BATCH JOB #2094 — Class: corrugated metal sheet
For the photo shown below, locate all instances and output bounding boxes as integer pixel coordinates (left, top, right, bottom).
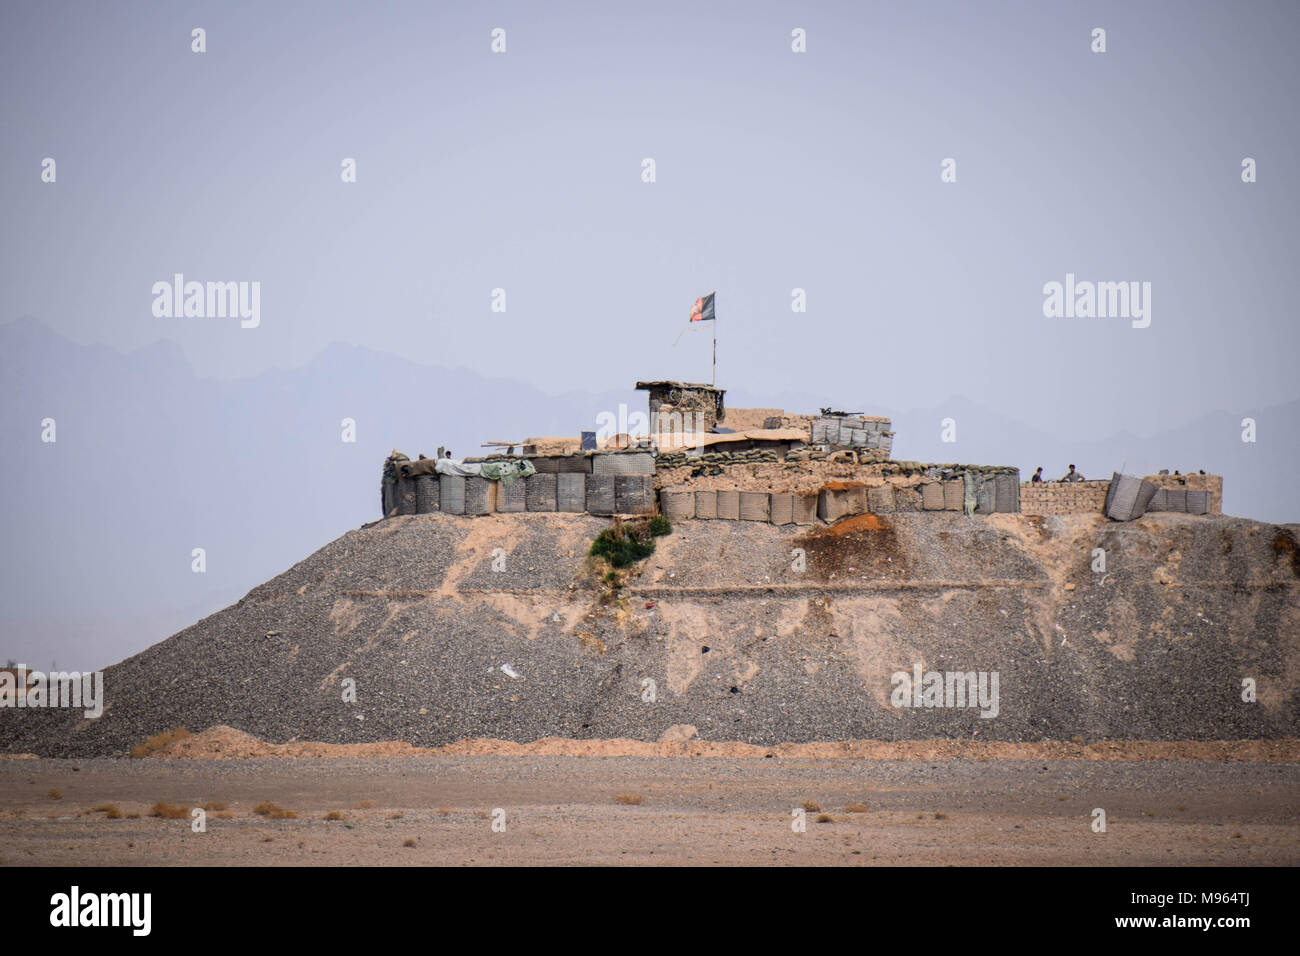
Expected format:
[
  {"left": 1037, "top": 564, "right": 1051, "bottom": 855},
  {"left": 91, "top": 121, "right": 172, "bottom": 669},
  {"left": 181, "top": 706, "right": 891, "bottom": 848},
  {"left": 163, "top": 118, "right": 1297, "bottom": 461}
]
[
  {"left": 976, "top": 477, "right": 997, "bottom": 515},
  {"left": 585, "top": 475, "right": 615, "bottom": 515},
  {"left": 1186, "top": 490, "right": 1210, "bottom": 515},
  {"left": 694, "top": 490, "right": 717, "bottom": 519},
  {"left": 793, "top": 492, "right": 818, "bottom": 525},
  {"left": 769, "top": 493, "right": 794, "bottom": 525},
  {"left": 1162, "top": 488, "right": 1187, "bottom": 513},
  {"left": 868, "top": 485, "right": 894, "bottom": 514},
  {"left": 438, "top": 475, "right": 465, "bottom": 515},
  {"left": 1147, "top": 489, "right": 1168, "bottom": 511},
  {"left": 556, "top": 473, "right": 586, "bottom": 512},
  {"left": 526, "top": 473, "right": 557, "bottom": 512}
]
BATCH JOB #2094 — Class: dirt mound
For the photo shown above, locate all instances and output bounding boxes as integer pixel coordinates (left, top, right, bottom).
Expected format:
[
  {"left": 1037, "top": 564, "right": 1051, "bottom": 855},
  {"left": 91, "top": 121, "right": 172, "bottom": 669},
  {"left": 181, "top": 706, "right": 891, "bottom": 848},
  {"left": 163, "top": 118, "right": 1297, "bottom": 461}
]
[
  {"left": 148, "top": 725, "right": 435, "bottom": 759},
  {"left": 149, "top": 726, "right": 1300, "bottom": 762}
]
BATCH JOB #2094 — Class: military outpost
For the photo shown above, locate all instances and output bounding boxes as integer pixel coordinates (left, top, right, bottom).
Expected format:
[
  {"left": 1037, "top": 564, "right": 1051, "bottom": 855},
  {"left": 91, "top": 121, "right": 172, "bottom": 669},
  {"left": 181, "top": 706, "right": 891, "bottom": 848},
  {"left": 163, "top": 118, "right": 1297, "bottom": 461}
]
[{"left": 380, "top": 380, "right": 1223, "bottom": 526}]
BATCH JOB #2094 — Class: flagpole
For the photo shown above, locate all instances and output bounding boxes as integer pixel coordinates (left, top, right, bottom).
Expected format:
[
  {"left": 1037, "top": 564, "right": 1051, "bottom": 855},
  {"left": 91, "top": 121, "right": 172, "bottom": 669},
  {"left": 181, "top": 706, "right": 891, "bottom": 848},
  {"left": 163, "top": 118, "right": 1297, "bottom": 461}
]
[{"left": 712, "top": 321, "right": 716, "bottom": 386}]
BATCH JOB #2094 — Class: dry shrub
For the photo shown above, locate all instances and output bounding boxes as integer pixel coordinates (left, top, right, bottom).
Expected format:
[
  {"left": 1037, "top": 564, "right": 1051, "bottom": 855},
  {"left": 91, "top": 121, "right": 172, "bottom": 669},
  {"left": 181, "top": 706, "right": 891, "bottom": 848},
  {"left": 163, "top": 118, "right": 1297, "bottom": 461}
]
[
  {"left": 323, "top": 810, "right": 344, "bottom": 821},
  {"left": 130, "top": 727, "right": 192, "bottom": 759},
  {"left": 473, "top": 810, "right": 489, "bottom": 820},
  {"left": 47, "top": 789, "right": 62, "bottom": 800},
  {"left": 125, "top": 813, "right": 140, "bottom": 820},
  {"left": 815, "top": 813, "right": 833, "bottom": 824},
  {"left": 844, "top": 803, "right": 871, "bottom": 813},
  {"left": 202, "top": 802, "right": 226, "bottom": 811},
  {"left": 387, "top": 812, "right": 404, "bottom": 820},
  {"left": 436, "top": 807, "right": 451, "bottom": 816},
  {"left": 92, "top": 803, "right": 121, "bottom": 819},
  {"left": 213, "top": 811, "right": 233, "bottom": 820},
  {"left": 934, "top": 812, "right": 947, "bottom": 820},
  {"left": 149, "top": 802, "right": 187, "bottom": 820},
  {"left": 801, "top": 800, "right": 821, "bottom": 812},
  {"left": 354, "top": 801, "right": 375, "bottom": 809},
  {"left": 615, "top": 794, "right": 643, "bottom": 805},
  {"left": 402, "top": 838, "right": 417, "bottom": 848},
  {"left": 253, "top": 802, "right": 297, "bottom": 819}
]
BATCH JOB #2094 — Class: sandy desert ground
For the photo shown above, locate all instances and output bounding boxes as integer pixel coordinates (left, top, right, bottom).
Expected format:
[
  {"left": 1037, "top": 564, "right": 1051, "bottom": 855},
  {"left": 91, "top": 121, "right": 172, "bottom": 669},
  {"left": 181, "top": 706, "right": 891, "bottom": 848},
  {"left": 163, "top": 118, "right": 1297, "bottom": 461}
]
[{"left": 2, "top": 749, "right": 1297, "bottom": 866}]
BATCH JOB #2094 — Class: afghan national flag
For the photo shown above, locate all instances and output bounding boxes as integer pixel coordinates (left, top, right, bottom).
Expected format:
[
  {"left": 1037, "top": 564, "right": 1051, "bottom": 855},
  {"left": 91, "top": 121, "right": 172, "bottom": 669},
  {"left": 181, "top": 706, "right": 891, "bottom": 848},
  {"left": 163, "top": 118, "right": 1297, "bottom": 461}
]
[{"left": 689, "top": 292, "right": 716, "bottom": 322}]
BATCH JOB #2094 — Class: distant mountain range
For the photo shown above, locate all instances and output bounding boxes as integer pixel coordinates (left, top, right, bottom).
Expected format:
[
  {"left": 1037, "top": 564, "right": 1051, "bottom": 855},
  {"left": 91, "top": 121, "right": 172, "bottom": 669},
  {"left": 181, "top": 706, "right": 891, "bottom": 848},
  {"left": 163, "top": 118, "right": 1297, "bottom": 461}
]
[{"left": 2, "top": 317, "right": 1296, "bottom": 670}]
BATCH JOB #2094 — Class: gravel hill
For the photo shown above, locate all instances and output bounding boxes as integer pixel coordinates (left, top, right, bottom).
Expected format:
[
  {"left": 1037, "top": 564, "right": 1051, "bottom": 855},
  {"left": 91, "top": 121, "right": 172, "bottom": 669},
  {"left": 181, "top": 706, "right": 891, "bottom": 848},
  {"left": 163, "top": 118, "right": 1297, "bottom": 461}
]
[{"left": 4, "top": 511, "right": 1298, "bottom": 756}]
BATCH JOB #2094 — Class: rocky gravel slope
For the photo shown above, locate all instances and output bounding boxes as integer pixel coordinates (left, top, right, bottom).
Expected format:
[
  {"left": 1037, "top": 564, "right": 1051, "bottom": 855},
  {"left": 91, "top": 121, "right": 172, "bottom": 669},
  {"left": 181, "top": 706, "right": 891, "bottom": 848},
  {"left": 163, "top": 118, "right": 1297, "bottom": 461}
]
[{"left": 4, "top": 511, "right": 1297, "bottom": 756}]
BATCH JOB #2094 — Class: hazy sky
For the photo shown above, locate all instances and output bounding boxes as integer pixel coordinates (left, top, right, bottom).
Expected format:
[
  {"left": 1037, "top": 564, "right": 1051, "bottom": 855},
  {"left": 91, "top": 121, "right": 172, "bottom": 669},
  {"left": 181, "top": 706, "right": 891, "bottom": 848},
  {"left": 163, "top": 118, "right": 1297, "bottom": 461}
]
[{"left": 3, "top": 0, "right": 1297, "bottom": 445}]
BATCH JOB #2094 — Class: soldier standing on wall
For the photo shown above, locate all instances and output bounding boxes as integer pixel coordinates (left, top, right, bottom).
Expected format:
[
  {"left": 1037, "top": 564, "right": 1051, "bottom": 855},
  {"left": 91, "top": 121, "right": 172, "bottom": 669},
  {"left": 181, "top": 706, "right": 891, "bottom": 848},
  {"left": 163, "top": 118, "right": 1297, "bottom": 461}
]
[
  {"left": 1031, "top": 467, "right": 1044, "bottom": 483},
  {"left": 1060, "top": 464, "right": 1084, "bottom": 482}
]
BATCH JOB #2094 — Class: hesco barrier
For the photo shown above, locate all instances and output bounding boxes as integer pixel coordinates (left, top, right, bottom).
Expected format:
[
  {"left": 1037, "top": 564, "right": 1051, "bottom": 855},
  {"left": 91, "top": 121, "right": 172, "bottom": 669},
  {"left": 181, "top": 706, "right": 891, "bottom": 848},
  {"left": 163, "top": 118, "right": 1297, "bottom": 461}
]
[
  {"left": 556, "top": 473, "right": 586, "bottom": 512},
  {"left": 1105, "top": 473, "right": 1157, "bottom": 522},
  {"left": 591, "top": 452, "right": 655, "bottom": 476},
  {"left": 438, "top": 475, "right": 465, "bottom": 515},
  {"left": 663, "top": 481, "right": 1032, "bottom": 526},
  {"left": 694, "top": 490, "right": 718, "bottom": 518},
  {"left": 661, "top": 490, "right": 695, "bottom": 520},
  {"left": 396, "top": 476, "right": 418, "bottom": 515},
  {"left": 739, "top": 491, "right": 771, "bottom": 521},
  {"left": 769, "top": 493, "right": 794, "bottom": 526},
  {"left": 995, "top": 474, "right": 1019, "bottom": 513},
  {"left": 716, "top": 490, "right": 740, "bottom": 520},
  {"left": 464, "top": 476, "right": 496, "bottom": 515},
  {"left": 530, "top": 455, "right": 589, "bottom": 474},
  {"left": 498, "top": 476, "right": 527, "bottom": 512},
  {"left": 415, "top": 475, "right": 439, "bottom": 514},
  {"left": 585, "top": 475, "right": 616, "bottom": 514},
  {"left": 526, "top": 473, "right": 558, "bottom": 512},
  {"left": 615, "top": 475, "right": 655, "bottom": 514},
  {"left": 944, "top": 480, "right": 964, "bottom": 511},
  {"left": 921, "top": 483, "right": 945, "bottom": 511}
]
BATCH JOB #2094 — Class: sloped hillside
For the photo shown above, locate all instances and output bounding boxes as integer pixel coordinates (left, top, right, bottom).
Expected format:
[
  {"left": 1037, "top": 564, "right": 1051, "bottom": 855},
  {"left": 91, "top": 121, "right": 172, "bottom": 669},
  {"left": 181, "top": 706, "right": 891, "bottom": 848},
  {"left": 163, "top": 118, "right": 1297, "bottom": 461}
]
[{"left": 4, "top": 511, "right": 1298, "bottom": 756}]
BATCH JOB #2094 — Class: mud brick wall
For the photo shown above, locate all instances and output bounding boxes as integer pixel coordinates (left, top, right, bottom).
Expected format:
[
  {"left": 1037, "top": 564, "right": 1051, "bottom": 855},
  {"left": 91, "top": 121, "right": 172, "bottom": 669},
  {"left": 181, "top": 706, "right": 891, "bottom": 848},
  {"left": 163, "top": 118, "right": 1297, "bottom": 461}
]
[
  {"left": 1020, "top": 481, "right": 1110, "bottom": 515},
  {"left": 1021, "top": 475, "right": 1223, "bottom": 516}
]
